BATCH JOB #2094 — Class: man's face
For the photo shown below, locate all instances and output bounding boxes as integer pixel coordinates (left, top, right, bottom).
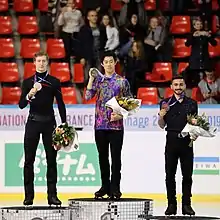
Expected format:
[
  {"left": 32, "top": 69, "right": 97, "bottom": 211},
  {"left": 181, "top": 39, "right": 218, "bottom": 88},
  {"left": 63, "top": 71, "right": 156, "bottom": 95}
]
[
  {"left": 87, "top": 11, "right": 98, "bottom": 24},
  {"left": 34, "top": 55, "right": 48, "bottom": 73},
  {"left": 171, "top": 79, "right": 186, "bottom": 95},
  {"left": 205, "top": 71, "right": 214, "bottom": 80},
  {"left": 102, "top": 56, "right": 116, "bottom": 74},
  {"left": 194, "top": 21, "right": 203, "bottom": 31}
]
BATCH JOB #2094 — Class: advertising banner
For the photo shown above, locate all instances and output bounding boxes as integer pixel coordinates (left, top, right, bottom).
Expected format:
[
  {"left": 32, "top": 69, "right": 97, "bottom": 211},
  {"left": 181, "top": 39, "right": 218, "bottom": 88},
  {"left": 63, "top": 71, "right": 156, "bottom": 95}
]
[
  {"left": 0, "top": 104, "right": 220, "bottom": 131},
  {"left": 1, "top": 130, "right": 220, "bottom": 195}
]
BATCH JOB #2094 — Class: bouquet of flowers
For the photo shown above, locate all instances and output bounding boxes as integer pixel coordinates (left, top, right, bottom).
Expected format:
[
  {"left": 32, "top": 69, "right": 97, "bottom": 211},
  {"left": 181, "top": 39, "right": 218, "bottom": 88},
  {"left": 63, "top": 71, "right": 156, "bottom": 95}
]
[
  {"left": 180, "top": 113, "right": 217, "bottom": 147},
  {"left": 52, "top": 122, "right": 79, "bottom": 152},
  {"left": 105, "top": 96, "right": 142, "bottom": 119}
]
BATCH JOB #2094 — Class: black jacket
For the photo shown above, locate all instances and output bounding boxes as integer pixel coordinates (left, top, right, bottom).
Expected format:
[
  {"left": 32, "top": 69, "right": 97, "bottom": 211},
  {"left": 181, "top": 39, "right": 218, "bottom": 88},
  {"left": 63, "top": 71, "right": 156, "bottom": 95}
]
[{"left": 77, "top": 24, "right": 107, "bottom": 61}]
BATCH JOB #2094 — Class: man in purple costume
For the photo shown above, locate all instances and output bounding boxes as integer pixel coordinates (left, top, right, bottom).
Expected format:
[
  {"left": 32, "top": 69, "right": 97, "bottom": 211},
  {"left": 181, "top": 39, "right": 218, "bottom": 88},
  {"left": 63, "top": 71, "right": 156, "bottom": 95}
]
[{"left": 85, "top": 51, "right": 132, "bottom": 200}]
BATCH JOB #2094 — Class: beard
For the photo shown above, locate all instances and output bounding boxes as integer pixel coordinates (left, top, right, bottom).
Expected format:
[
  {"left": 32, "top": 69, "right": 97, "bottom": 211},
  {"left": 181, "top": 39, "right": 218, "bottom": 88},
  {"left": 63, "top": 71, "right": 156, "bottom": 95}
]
[{"left": 174, "top": 89, "right": 184, "bottom": 95}]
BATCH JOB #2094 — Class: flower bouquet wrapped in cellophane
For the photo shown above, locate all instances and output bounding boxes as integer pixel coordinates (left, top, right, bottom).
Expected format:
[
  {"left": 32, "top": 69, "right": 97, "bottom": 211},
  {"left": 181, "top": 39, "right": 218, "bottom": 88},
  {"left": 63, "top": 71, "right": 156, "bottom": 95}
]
[
  {"left": 52, "top": 122, "right": 79, "bottom": 152},
  {"left": 180, "top": 113, "right": 217, "bottom": 147},
  {"left": 105, "top": 96, "right": 142, "bottom": 119}
]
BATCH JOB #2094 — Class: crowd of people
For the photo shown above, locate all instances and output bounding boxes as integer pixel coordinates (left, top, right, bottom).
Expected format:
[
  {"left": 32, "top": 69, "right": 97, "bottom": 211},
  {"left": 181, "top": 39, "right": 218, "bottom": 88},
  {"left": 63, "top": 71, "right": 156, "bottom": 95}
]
[{"left": 38, "top": 0, "right": 220, "bottom": 102}]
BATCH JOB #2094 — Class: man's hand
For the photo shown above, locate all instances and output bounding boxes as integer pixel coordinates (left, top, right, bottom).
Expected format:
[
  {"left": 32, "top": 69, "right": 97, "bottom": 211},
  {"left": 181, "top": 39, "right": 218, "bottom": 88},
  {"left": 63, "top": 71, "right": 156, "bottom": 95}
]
[
  {"left": 28, "top": 88, "right": 37, "bottom": 99},
  {"left": 110, "top": 112, "right": 123, "bottom": 122},
  {"left": 191, "top": 134, "right": 198, "bottom": 141},
  {"left": 158, "top": 109, "right": 167, "bottom": 118},
  {"left": 203, "top": 93, "right": 211, "bottom": 99},
  {"left": 88, "top": 68, "right": 96, "bottom": 81}
]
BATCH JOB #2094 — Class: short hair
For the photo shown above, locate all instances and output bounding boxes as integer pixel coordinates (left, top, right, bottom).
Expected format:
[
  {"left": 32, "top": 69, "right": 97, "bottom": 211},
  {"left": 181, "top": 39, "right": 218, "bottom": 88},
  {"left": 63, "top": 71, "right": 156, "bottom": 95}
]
[
  {"left": 33, "top": 51, "right": 49, "bottom": 61},
  {"left": 171, "top": 75, "right": 185, "bottom": 82},
  {"left": 101, "top": 51, "right": 117, "bottom": 63}
]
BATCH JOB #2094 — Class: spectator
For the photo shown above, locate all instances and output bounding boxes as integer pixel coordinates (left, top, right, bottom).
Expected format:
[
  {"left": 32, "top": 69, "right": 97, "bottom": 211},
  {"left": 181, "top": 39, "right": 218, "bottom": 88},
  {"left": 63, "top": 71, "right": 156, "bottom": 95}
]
[
  {"left": 124, "top": 40, "right": 146, "bottom": 96},
  {"left": 101, "top": 14, "right": 119, "bottom": 52},
  {"left": 198, "top": 69, "right": 220, "bottom": 104},
  {"left": 197, "top": 0, "right": 212, "bottom": 31},
  {"left": 119, "top": 14, "right": 145, "bottom": 58},
  {"left": 78, "top": 9, "right": 107, "bottom": 83},
  {"left": 118, "top": 0, "right": 146, "bottom": 27},
  {"left": 82, "top": 0, "right": 110, "bottom": 19},
  {"left": 184, "top": 19, "right": 217, "bottom": 87},
  {"left": 143, "top": 17, "right": 166, "bottom": 71},
  {"left": 57, "top": 0, "right": 84, "bottom": 62}
]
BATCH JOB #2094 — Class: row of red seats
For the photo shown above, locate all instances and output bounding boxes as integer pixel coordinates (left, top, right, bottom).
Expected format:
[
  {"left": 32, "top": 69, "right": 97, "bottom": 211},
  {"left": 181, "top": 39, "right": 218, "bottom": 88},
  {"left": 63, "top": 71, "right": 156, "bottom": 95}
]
[
  {"left": 0, "top": 15, "right": 219, "bottom": 36},
  {"left": 0, "top": 86, "right": 79, "bottom": 104},
  {"left": 0, "top": 86, "right": 202, "bottom": 105},
  {"left": 0, "top": 16, "right": 38, "bottom": 35},
  {"left": 137, "top": 87, "right": 202, "bottom": 104},
  {"left": 0, "top": 37, "right": 219, "bottom": 59},
  {"left": 1, "top": 61, "right": 220, "bottom": 84},
  {"left": 0, "top": 0, "right": 219, "bottom": 13},
  {"left": 0, "top": 38, "right": 65, "bottom": 59},
  {"left": 0, "top": 62, "right": 84, "bottom": 83}
]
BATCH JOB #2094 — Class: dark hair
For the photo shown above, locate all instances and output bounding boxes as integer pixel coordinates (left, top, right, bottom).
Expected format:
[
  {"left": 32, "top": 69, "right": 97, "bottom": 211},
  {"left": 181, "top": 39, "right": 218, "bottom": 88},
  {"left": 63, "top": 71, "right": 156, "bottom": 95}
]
[
  {"left": 101, "top": 51, "right": 117, "bottom": 63},
  {"left": 33, "top": 51, "right": 49, "bottom": 61},
  {"left": 172, "top": 75, "right": 185, "bottom": 82}
]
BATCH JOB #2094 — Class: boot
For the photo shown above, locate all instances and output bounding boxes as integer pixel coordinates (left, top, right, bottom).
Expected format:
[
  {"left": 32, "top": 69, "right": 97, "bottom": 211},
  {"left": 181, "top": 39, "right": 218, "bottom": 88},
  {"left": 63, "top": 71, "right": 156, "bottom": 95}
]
[
  {"left": 182, "top": 204, "right": 195, "bottom": 216},
  {"left": 23, "top": 197, "right": 33, "bottom": 206},
  {"left": 164, "top": 204, "right": 177, "bottom": 215},
  {"left": 109, "top": 188, "right": 122, "bottom": 200},
  {"left": 48, "top": 195, "right": 62, "bottom": 206},
  {"left": 94, "top": 186, "right": 110, "bottom": 199}
]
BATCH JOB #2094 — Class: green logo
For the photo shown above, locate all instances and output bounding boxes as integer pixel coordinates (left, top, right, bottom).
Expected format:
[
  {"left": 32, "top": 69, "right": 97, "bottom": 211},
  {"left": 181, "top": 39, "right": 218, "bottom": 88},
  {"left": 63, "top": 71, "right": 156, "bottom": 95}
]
[{"left": 5, "top": 143, "right": 101, "bottom": 186}]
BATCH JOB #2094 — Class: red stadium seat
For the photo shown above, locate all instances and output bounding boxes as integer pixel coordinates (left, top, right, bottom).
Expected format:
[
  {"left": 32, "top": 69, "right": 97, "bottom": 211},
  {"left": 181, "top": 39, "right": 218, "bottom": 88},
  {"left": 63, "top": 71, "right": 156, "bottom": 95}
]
[
  {"left": 115, "top": 62, "right": 122, "bottom": 75},
  {"left": 82, "top": 88, "right": 96, "bottom": 104},
  {"left": 13, "top": 0, "right": 34, "bottom": 12},
  {"left": 111, "top": 0, "right": 122, "bottom": 11},
  {"left": 212, "top": 0, "right": 219, "bottom": 10},
  {"left": 73, "top": 63, "right": 84, "bottom": 83},
  {"left": 170, "top": 16, "right": 191, "bottom": 34},
  {"left": 178, "top": 62, "right": 189, "bottom": 74},
  {"left": 61, "top": 87, "right": 77, "bottom": 104},
  {"left": 46, "top": 39, "right": 65, "bottom": 59},
  {"left": 50, "top": 63, "right": 70, "bottom": 82},
  {"left": 38, "top": 0, "right": 48, "bottom": 12},
  {"left": 212, "top": 15, "right": 218, "bottom": 33},
  {"left": 17, "top": 16, "right": 38, "bottom": 35},
  {"left": 149, "top": 62, "right": 172, "bottom": 82},
  {"left": 159, "top": 0, "right": 169, "bottom": 11},
  {"left": 191, "top": 87, "right": 203, "bottom": 103},
  {"left": 23, "top": 62, "right": 35, "bottom": 79},
  {"left": 208, "top": 38, "right": 220, "bottom": 58},
  {"left": 215, "top": 62, "right": 220, "bottom": 78},
  {"left": 1, "top": 87, "right": 21, "bottom": 104},
  {"left": 164, "top": 87, "right": 173, "bottom": 98},
  {"left": 0, "top": 62, "right": 19, "bottom": 82},
  {"left": 0, "top": 38, "right": 15, "bottom": 58},
  {"left": 0, "top": 16, "right": 12, "bottom": 35},
  {"left": 137, "top": 87, "right": 158, "bottom": 104},
  {"left": 0, "top": 0, "right": 8, "bottom": 12},
  {"left": 20, "top": 39, "right": 40, "bottom": 58},
  {"left": 144, "top": 0, "right": 156, "bottom": 10},
  {"left": 75, "top": 0, "right": 82, "bottom": 9},
  {"left": 173, "top": 38, "right": 191, "bottom": 58}
]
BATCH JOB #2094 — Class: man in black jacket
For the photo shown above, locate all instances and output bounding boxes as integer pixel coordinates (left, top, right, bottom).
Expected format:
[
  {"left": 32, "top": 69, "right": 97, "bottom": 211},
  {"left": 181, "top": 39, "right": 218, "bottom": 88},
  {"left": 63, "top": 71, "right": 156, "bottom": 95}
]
[
  {"left": 77, "top": 9, "right": 107, "bottom": 83},
  {"left": 158, "top": 75, "right": 198, "bottom": 216},
  {"left": 19, "top": 51, "right": 67, "bottom": 206}
]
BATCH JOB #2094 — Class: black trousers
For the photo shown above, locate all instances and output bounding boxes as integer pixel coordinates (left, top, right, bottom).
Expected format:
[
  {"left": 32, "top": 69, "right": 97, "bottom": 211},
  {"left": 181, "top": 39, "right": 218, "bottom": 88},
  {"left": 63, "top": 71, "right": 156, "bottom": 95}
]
[
  {"left": 165, "top": 132, "right": 194, "bottom": 205},
  {"left": 95, "top": 130, "right": 124, "bottom": 191},
  {"left": 24, "top": 119, "right": 57, "bottom": 198}
]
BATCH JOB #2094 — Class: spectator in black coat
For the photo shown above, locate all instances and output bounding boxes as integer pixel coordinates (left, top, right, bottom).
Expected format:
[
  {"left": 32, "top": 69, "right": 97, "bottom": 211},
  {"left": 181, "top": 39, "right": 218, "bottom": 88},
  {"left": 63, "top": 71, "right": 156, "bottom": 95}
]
[
  {"left": 184, "top": 19, "right": 217, "bottom": 87},
  {"left": 77, "top": 9, "right": 107, "bottom": 83}
]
